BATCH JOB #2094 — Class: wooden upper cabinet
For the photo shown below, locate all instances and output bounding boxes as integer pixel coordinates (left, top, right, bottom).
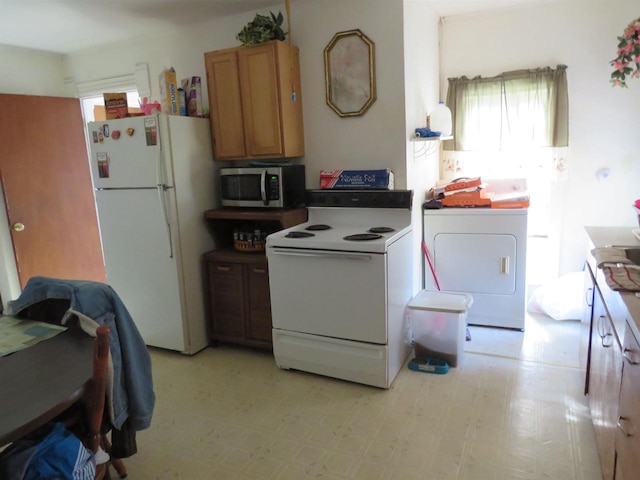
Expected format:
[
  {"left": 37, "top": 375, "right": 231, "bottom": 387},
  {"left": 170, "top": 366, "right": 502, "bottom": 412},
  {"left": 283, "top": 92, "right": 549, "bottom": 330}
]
[
  {"left": 204, "top": 50, "right": 246, "bottom": 159},
  {"left": 204, "top": 40, "right": 305, "bottom": 161}
]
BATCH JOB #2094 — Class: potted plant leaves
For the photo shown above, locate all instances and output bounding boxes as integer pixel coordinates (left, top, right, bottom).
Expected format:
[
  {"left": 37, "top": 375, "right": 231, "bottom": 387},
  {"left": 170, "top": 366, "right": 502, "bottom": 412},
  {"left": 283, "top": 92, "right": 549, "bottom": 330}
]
[{"left": 236, "top": 11, "right": 287, "bottom": 46}]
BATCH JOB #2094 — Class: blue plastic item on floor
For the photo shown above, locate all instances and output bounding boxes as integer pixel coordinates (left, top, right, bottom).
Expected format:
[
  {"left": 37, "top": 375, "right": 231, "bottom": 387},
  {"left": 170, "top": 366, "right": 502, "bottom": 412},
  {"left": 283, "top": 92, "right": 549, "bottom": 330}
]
[{"left": 408, "top": 357, "right": 449, "bottom": 374}]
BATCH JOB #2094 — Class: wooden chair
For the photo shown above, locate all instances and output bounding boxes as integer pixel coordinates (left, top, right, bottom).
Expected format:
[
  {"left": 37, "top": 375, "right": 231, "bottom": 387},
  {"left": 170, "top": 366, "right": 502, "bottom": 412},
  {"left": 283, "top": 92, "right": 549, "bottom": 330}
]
[{"left": 70, "top": 325, "right": 127, "bottom": 479}]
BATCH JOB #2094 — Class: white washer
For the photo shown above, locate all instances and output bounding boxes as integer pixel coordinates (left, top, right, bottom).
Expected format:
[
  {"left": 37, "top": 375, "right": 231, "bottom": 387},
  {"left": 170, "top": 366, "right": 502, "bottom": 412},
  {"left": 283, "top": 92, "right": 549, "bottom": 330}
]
[{"left": 423, "top": 208, "right": 528, "bottom": 330}]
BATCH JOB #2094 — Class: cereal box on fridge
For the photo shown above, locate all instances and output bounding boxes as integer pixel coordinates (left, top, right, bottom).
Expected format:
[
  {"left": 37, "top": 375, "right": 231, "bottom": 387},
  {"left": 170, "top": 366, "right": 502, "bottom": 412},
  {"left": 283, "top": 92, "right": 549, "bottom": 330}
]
[
  {"left": 103, "top": 92, "right": 128, "bottom": 119},
  {"left": 159, "top": 67, "right": 179, "bottom": 115}
]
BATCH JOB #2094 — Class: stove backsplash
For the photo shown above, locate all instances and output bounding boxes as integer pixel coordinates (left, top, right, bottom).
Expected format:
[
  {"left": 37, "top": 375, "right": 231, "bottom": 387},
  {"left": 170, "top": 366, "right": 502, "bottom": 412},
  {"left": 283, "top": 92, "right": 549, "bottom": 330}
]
[{"left": 305, "top": 189, "right": 412, "bottom": 209}]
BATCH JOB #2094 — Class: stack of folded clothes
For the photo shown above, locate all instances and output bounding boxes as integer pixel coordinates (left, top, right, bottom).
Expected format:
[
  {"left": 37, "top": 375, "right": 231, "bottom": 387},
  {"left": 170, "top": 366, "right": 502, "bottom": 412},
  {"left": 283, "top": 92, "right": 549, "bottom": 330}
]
[{"left": 592, "top": 247, "right": 640, "bottom": 291}]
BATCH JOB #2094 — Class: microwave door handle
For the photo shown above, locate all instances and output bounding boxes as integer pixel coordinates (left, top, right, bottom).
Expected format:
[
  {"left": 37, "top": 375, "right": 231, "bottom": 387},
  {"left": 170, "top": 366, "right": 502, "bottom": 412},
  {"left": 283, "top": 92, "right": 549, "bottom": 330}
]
[{"left": 260, "top": 170, "right": 268, "bottom": 205}]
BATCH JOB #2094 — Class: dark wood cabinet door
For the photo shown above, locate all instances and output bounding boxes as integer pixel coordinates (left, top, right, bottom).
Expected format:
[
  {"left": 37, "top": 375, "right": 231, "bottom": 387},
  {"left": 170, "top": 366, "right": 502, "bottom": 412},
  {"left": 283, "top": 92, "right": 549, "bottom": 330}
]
[
  {"left": 246, "top": 262, "right": 272, "bottom": 343},
  {"left": 0, "top": 94, "right": 105, "bottom": 287},
  {"left": 582, "top": 265, "right": 596, "bottom": 394},
  {"left": 615, "top": 323, "right": 640, "bottom": 480},
  {"left": 207, "top": 261, "right": 246, "bottom": 339},
  {"left": 588, "top": 286, "right": 622, "bottom": 480}
]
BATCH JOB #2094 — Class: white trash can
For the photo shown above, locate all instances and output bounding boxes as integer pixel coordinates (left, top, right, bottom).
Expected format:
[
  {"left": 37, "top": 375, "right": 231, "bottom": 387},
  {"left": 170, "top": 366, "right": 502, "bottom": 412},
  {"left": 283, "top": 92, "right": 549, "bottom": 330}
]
[{"left": 407, "top": 290, "right": 473, "bottom": 367}]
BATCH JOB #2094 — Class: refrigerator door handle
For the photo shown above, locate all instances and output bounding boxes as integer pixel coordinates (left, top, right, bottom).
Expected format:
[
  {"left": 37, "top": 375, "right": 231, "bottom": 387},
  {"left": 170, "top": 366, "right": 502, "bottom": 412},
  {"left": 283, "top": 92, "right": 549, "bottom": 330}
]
[
  {"left": 157, "top": 184, "right": 174, "bottom": 259},
  {"left": 96, "top": 187, "right": 158, "bottom": 191},
  {"left": 156, "top": 148, "right": 166, "bottom": 186}
]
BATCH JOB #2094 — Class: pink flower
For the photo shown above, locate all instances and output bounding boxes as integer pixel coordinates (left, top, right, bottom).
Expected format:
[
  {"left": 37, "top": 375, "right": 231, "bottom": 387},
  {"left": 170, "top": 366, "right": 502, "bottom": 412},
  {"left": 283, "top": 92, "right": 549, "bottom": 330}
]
[{"left": 611, "top": 17, "right": 640, "bottom": 87}]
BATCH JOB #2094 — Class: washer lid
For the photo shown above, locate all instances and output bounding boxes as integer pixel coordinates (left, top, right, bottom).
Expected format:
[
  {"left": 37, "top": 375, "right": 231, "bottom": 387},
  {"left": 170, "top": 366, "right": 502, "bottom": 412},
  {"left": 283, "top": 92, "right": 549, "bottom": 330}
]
[{"left": 407, "top": 290, "right": 473, "bottom": 313}]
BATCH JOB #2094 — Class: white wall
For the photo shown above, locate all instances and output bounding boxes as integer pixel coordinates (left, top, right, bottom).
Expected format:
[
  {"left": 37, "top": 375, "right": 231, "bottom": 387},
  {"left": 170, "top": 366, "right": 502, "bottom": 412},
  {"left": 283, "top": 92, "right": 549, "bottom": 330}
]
[
  {"left": 441, "top": 1, "right": 640, "bottom": 274},
  {"left": 292, "top": 0, "right": 407, "bottom": 187},
  {"left": 403, "top": 1, "right": 441, "bottom": 293},
  {"left": 0, "top": 45, "right": 68, "bottom": 96}
]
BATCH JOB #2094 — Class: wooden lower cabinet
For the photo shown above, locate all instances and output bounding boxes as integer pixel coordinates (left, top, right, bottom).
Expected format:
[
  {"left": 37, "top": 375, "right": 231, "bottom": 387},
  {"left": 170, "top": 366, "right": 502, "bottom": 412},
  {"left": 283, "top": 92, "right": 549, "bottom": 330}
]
[
  {"left": 584, "top": 233, "right": 640, "bottom": 480},
  {"left": 588, "top": 285, "right": 622, "bottom": 480},
  {"left": 203, "top": 208, "right": 308, "bottom": 350},
  {"left": 615, "top": 322, "right": 640, "bottom": 480},
  {"left": 205, "top": 252, "right": 272, "bottom": 349}
]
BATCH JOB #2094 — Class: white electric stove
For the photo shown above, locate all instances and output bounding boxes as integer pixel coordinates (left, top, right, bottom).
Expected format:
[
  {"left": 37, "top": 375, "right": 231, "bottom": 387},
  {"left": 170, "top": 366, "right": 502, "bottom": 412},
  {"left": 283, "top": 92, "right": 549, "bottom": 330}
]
[{"left": 267, "top": 190, "right": 414, "bottom": 388}]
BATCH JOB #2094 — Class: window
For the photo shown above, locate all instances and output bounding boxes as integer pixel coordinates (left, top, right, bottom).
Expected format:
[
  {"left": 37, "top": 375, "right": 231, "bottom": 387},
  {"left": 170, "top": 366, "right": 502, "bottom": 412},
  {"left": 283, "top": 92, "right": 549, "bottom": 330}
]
[
  {"left": 81, "top": 91, "right": 140, "bottom": 124},
  {"left": 444, "top": 65, "right": 568, "bottom": 152},
  {"left": 441, "top": 66, "right": 569, "bottom": 284}
]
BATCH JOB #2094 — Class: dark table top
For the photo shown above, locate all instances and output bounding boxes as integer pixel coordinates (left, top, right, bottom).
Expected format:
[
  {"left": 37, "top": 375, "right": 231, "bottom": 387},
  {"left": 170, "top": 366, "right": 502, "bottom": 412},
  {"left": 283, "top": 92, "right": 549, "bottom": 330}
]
[{"left": 0, "top": 326, "right": 94, "bottom": 447}]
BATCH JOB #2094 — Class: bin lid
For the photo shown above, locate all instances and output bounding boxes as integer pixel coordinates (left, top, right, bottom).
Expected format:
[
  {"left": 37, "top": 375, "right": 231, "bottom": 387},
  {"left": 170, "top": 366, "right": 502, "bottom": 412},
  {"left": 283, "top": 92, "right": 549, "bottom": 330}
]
[{"left": 407, "top": 290, "right": 473, "bottom": 313}]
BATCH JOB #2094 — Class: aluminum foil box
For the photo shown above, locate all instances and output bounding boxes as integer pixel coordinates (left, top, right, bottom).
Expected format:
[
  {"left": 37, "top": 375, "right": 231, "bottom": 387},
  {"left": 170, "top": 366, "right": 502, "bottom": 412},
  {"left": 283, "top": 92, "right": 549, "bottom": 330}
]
[{"left": 320, "top": 169, "right": 394, "bottom": 189}]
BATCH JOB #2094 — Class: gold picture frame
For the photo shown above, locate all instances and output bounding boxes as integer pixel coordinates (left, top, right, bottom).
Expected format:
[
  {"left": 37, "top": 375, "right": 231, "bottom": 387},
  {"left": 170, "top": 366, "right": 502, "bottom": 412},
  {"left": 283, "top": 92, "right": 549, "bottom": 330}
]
[{"left": 324, "top": 29, "right": 376, "bottom": 117}]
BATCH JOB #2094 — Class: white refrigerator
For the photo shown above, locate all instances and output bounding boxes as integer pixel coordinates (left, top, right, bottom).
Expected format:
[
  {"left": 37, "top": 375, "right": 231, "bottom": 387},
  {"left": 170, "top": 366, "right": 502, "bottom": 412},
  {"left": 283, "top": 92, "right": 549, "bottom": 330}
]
[{"left": 87, "top": 114, "right": 217, "bottom": 354}]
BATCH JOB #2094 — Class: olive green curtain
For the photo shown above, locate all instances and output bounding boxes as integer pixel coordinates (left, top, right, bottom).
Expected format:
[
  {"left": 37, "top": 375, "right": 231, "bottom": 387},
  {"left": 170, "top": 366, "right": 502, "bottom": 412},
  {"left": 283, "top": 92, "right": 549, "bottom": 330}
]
[{"left": 443, "top": 65, "right": 568, "bottom": 151}]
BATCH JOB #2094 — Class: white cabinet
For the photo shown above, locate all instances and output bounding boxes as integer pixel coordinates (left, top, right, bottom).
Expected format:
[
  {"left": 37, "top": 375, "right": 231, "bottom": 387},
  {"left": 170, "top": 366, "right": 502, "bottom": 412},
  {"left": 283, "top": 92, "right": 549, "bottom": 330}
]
[{"left": 423, "top": 208, "right": 528, "bottom": 330}]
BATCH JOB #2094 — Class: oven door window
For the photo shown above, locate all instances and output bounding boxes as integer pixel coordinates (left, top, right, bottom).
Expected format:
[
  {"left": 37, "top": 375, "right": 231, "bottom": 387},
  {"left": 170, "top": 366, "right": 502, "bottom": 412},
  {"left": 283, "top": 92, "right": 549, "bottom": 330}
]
[{"left": 221, "top": 175, "right": 263, "bottom": 201}]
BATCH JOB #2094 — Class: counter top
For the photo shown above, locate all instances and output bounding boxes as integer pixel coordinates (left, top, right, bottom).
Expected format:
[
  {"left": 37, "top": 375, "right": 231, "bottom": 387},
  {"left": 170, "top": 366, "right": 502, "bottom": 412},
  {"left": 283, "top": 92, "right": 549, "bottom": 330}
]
[{"left": 585, "top": 226, "right": 640, "bottom": 341}]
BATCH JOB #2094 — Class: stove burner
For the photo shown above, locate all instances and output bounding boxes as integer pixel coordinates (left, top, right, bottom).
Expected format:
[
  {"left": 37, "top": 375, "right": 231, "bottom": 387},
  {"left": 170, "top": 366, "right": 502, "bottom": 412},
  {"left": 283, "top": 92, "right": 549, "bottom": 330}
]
[
  {"left": 305, "top": 224, "right": 332, "bottom": 231},
  {"left": 285, "top": 231, "right": 315, "bottom": 239},
  {"left": 368, "top": 227, "right": 395, "bottom": 234},
  {"left": 343, "top": 233, "right": 383, "bottom": 241}
]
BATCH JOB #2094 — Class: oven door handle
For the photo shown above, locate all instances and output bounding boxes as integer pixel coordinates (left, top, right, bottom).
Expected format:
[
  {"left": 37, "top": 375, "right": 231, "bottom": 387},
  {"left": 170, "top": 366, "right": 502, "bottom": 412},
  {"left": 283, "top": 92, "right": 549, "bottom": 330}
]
[{"left": 270, "top": 249, "right": 373, "bottom": 261}]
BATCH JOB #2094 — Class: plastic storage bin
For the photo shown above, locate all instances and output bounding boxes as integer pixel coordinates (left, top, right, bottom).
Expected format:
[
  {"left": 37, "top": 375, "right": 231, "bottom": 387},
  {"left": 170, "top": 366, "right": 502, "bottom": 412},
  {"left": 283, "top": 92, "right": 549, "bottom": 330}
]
[{"left": 407, "top": 290, "right": 473, "bottom": 367}]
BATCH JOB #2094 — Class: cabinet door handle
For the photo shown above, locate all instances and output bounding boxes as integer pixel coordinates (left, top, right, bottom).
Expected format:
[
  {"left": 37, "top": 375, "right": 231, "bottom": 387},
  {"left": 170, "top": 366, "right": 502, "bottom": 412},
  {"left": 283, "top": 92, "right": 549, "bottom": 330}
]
[
  {"left": 500, "top": 256, "right": 510, "bottom": 275},
  {"left": 597, "top": 315, "right": 606, "bottom": 339},
  {"left": 617, "top": 416, "right": 633, "bottom": 437},
  {"left": 216, "top": 266, "right": 231, "bottom": 272},
  {"left": 585, "top": 287, "right": 593, "bottom": 307},
  {"left": 253, "top": 268, "right": 266, "bottom": 274},
  {"left": 623, "top": 348, "right": 639, "bottom": 365},
  {"left": 602, "top": 332, "right": 613, "bottom": 348}
]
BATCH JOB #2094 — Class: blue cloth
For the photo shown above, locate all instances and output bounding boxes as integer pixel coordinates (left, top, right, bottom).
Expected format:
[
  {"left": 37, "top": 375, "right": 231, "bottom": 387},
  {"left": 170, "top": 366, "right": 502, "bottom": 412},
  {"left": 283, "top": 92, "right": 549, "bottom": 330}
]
[
  {"left": 0, "top": 423, "right": 94, "bottom": 480},
  {"left": 415, "top": 127, "right": 442, "bottom": 138},
  {"left": 10, "top": 276, "right": 155, "bottom": 431},
  {"left": 25, "top": 423, "right": 95, "bottom": 480}
]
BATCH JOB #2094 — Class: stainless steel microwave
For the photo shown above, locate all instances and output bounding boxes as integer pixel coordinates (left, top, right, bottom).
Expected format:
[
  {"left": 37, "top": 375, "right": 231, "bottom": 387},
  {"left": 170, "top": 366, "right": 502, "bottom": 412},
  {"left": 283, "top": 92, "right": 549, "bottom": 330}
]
[{"left": 219, "top": 165, "right": 306, "bottom": 208}]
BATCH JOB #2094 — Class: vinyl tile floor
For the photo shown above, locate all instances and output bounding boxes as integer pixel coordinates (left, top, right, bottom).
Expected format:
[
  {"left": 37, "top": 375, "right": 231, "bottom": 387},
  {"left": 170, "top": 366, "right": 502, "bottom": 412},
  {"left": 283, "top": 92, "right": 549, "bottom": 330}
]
[{"left": 119, "top": 313, "right": 601, "bottom": 479}]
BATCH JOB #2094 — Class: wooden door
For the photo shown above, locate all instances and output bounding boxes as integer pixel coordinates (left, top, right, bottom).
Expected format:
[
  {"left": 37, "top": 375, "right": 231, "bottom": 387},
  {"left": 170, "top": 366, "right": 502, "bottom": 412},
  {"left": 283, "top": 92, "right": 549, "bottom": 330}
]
[
  {"left": 0, "top": 94, "right": 105, "bottom": 288},
  {"left": 204, "top": 50, "right": 246, "bottom": 159}
]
